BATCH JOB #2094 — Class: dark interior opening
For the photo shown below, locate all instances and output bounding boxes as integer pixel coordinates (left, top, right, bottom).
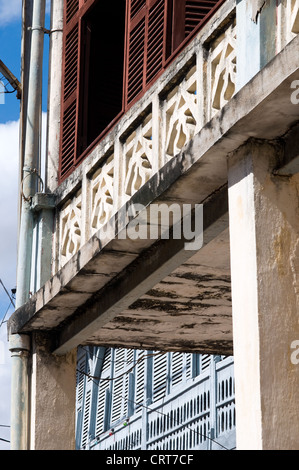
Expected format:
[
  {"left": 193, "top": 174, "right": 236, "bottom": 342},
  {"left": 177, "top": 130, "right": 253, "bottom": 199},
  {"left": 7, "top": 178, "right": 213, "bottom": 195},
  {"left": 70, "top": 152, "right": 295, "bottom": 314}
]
[{"left": 79, "top": 0, "right": 126, "bottom": 154}]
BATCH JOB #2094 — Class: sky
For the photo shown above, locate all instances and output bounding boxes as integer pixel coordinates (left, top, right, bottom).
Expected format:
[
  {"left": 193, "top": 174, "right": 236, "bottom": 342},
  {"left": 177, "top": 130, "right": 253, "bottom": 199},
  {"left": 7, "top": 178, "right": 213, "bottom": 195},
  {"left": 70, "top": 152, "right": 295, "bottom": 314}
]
[{"left": 0, "top": 0, "right": 50, "bottom": 449}]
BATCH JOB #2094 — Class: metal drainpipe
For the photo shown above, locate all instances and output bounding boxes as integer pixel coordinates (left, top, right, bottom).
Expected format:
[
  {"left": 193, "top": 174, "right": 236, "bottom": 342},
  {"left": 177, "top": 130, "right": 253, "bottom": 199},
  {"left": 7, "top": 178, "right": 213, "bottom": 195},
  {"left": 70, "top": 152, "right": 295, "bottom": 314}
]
[
  {"left": 10, "top": 0, "right": 46, "bottom": 450},
  {"left": 9, "top": 334, "right": 31, "bottom": 450},
  {"left": 15, "top": 0, "right": 46, "bottom": 310},
  {"left": 45, "top": 0, "right": 64, "bottom": 193}
]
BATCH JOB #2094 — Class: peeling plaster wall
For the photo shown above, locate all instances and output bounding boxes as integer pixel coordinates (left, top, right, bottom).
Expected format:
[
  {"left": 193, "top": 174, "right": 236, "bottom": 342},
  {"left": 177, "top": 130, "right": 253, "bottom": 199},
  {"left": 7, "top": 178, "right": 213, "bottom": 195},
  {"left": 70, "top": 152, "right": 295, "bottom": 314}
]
[
  {"left": 250, "top": 0, "right": 269, "bottom": 22},
  {"left": 236, "top": 0, "right": 276, "bottom": 90}
]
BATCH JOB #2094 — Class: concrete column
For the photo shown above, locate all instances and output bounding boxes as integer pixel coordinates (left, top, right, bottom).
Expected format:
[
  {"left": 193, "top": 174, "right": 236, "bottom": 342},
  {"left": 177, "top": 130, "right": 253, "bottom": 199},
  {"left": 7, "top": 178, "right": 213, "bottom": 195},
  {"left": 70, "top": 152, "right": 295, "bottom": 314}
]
[
  {"left": 31, "top": 193, "right": 56, "bottom": 290},
  {"left": 228, "top": 138, "right": 299, "bottom": 449},
  {"left": 30, "top": 332, "right": 77, "bottom": 450}
]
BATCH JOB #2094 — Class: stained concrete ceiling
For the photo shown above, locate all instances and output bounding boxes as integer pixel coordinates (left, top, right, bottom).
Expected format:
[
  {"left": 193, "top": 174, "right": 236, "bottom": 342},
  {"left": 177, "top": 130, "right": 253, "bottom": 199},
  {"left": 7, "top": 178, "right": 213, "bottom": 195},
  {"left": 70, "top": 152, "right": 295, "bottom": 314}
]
[{"left": 83, "top": 228, "right": 232, "bottom": 355}]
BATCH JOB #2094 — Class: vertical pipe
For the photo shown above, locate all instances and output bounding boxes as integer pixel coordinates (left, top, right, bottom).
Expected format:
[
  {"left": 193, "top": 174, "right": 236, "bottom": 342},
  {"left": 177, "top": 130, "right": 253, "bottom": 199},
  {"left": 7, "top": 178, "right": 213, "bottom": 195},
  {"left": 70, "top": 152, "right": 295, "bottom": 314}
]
[
  {"left": 209, "top": 355, "right": 217, "bottom": 450},
  {"left": 141, "top": 398, "right": 150, "bottom": 450},
  {"left": 141, "top": 353, "right": 153, "bottom": 450},
  {"left": 11, "top": 0, "right": 46, "bottom": 452},
  {"left": 16, "top": 0, "right": 46, "bottom": 309},
  {"left": 9, "top": 334, "right": 30, "bottom": 450},
  {"left": 45, "top": 0, "right": 64, "bottom": 193},
  {"left": 18, "top": 0, "right": 33, "bottom": 236}
]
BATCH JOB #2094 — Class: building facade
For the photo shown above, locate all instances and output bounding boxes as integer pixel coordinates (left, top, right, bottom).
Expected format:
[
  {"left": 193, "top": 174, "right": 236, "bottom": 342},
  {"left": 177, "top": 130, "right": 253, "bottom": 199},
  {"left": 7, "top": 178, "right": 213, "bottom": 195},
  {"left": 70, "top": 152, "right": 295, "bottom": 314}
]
[
  {"left": 76, "top": 349, "right": 235, "bottom": 450},
  {"left": 7, "top": 0, "right": 299, "bottom": 450}
]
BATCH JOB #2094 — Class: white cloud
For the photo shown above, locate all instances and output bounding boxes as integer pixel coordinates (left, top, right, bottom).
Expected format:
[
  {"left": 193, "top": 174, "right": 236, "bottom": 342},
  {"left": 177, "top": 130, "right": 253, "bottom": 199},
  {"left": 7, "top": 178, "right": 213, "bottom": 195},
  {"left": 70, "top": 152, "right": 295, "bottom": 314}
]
[
  {"left": 0, "top": 0, "right": 50, "bottom": 27},
  {"left": 0, "top": 120, "right": 19, "bottom": 291},
  {"left": 0, "top": 0, "right": 22, "bottom": 26}
]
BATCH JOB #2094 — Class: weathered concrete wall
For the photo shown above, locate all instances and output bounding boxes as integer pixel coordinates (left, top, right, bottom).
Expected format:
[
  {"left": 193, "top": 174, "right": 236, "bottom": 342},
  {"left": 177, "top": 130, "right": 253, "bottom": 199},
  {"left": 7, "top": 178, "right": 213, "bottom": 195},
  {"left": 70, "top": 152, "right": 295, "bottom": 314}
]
[
  {"left": 30, "top": 332, "right": 76, "bottom": 449},
  {"left": 228, "top": 139, "right": 299, "bottom": 449},
  {"left": 236, "top": 0, "right": 276, "bottom": 91},
  {"left": 250, "top": 0, "right": 268, "bottom": 22}
]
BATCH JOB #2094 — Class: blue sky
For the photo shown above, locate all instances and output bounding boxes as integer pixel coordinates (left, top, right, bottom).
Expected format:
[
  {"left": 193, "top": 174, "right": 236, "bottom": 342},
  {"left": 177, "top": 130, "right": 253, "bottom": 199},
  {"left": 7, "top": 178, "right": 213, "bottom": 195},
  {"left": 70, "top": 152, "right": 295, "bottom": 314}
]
[
  {"left": 0, "top": 2, "right": 22, "bottom": 449},
  {"left": 0, "top": 0, "right": 50, "bottom": 449},
  {"left": 0, "top": 20, "right": 21, "bottom": 121}
]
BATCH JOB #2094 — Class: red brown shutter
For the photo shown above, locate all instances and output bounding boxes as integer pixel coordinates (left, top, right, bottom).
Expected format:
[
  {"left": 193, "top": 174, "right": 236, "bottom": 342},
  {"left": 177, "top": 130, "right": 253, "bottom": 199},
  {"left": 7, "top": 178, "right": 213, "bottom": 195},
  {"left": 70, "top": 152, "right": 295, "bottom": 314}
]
[
  {"left": 184, "top": 0, "right": 222, "bottom": 38},
  {"left": 130, "top": 0, "right": 146, "bottom": 18},
  {"left": 146, "top": 0, "right": 165, "bottom": 84},
  {"left": 127, "top": 7, "right": 146, "bottom": 104},
  {"left": 171, "top": 0, "right": 224, "bottom": 52},
  {"left": 125, "top": 0, "right": 224, "bottom": 108},
  {"left": 125, "top": 0, "right": 166, "bottom": 107},
  {"left": 59, "top": 1, "right": 226, "bottom": 181},
  {"left": 60, "top": 1, "right": 81, "bottom": 180},
  {"left": 66, "top": 0, "right": 79, "bottom": 23}
]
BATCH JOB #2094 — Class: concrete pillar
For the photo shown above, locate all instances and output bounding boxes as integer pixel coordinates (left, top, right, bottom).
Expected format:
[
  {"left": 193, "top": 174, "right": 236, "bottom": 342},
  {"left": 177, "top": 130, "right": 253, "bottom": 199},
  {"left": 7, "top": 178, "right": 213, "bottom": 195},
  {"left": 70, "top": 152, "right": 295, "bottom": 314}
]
[
  {"left": 31, "top": 193, "right": 56, "bottom": 290},
  {"left": 228, "top": 138, "right": 299, "bottom": 449},
  {"left": 30, "top": 332, "right": 77, "bottom": 450}
]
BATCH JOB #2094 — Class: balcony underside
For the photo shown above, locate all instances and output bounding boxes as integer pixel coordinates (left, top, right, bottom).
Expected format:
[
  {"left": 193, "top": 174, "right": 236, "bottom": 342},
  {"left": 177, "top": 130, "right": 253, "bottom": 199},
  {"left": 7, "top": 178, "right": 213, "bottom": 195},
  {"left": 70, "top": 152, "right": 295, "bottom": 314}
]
[{"left": 8, "top": 34, "right": 299, "bottom": 355}]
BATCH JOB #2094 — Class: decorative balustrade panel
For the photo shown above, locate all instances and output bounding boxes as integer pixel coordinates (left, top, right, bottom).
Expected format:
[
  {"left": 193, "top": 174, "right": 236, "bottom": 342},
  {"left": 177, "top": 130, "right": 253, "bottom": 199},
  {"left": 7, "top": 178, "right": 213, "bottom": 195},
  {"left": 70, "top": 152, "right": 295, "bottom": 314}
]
[
  {"left": 59, "top": 189, "right": 82, "bottom": 267},
  {"left": 54, "top": 2, "right": 298, "bottom": 271},
  {"left": 97, "top": 416, "right": 143, "bottom": 451},
  {"left": 288, "top": 0, "right": 299, "bottom": 38},
  {"left": 90, "top": 153, "right": 115, "bottom": 235},
  {"left": 208, "top": 19, "right": 236, "bottom": 119},
  {"left": 55, "top": 3, "right": 237, "bottom": 268},
  {"left": 163, "top": 64, "right": 199, "bottom": 162},
  {"left": 124, "top": 113, "right": 154, "bottom": 198},
  {"left": 216, "top": 359, "right": 235, "bottom": 438},
  {"left": 146, "top": 373, "right": 212, "bottom": 450},
  {"left": 277, "top": 0, "right": 299, "bottom": 51}
]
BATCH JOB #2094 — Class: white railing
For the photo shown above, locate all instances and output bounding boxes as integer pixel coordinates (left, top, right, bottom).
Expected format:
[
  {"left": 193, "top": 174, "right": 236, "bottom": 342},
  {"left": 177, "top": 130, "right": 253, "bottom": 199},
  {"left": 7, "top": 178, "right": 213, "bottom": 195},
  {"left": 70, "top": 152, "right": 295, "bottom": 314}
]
[
  {"left": 51, "top": 0, "right": 299, "bottom": 273},
  {"left": 85, "top": 357, "right": 235, "bottom": 451},
  {"left": 53, "top": 0, "right": 236, "bottom": 272}
]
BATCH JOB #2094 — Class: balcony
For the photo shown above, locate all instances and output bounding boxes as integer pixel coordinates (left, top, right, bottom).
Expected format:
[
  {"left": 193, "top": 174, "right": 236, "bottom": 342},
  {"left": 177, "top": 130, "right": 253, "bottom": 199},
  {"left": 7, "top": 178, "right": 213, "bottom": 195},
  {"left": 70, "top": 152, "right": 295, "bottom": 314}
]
[
  {"left": 78, "top": 355, "right": 235, "bottom": 451},
  {"left": 8, "top": 0, "right": 299, "bottom": 356}
]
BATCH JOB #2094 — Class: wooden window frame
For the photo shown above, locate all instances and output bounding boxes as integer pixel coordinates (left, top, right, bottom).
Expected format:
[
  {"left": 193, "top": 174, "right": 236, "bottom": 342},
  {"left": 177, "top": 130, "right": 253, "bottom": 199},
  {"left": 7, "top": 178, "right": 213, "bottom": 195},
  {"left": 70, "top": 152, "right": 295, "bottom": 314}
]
[{"left": 59, "top": 0, "right": 226, "bottom": 183}]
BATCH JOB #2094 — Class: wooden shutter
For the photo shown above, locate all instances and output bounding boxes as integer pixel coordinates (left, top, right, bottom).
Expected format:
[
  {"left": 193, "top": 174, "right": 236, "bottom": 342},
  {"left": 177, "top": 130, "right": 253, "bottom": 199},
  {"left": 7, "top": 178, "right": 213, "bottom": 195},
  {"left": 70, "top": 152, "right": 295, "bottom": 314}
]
[
  {"left": 80, "top": 353, "right": 92, "bottom": 448},
  {"left": 60, "top": 0, "right": 226, "bottom": 181},
  {"left": 171, "top": 0, "right": 224, "bottom": 52},
  {"left": 95, "top": 348, "right": 112, "bottom": 436},
  {"left": 66, "top": 0, "right": 79, "bottom": 23},
  {"left": 146, "top": 0, "right": 165, "bottom": 83},
  {"left": 81, "top": 388, "right": 91, "bottom": 447},
  {"left": 60, "top": 0, "right": 81, "bottom": 181},
  {"left": 76, "top": 352, "right": 86, "bottom": 406},
  {"left": 110, "top": 349, "right": 132, "bottom": 424},
  {"left": 171, "top": 352, "right": 184, "bottom": 388},
  {"left": 126, "top": 0, "right": 146, "bottom": 104},
  {"left": 125, "top": 0, "right": 166, "bottom": 106},
  {"left": 135, "top": 351, "right": 145, "bottom": 412},
  {"left": 152, "top": 353, "right": 168, "bottom": 402},
  {"left": 184, "top": 0, "right": 222, "bottom": 37},
  {"left": 125, "top": 0, "right": 224, "bottom": 108},
  {"left": 200, "top": 353, "right": 211, "bottom": 372},
  {"left": 75, "top": 351, "right": 86, "bottom": 448},
  {"left": 186, "top": 353, "right": 192, "bottom": 379},
  {"left": 96, "top": 382, "right": 110, "bottom": 437}
]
